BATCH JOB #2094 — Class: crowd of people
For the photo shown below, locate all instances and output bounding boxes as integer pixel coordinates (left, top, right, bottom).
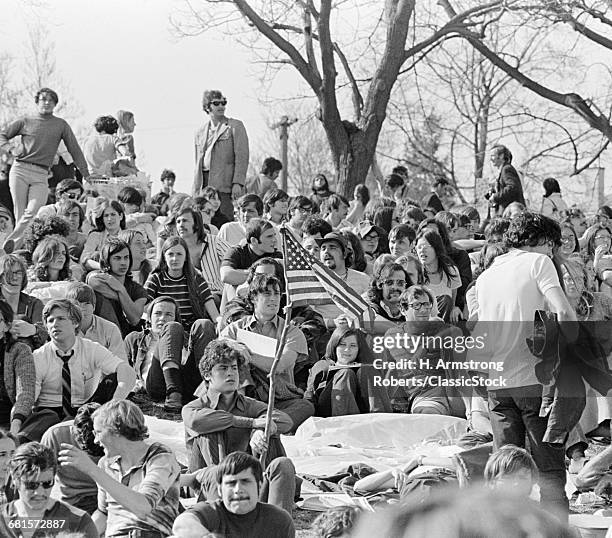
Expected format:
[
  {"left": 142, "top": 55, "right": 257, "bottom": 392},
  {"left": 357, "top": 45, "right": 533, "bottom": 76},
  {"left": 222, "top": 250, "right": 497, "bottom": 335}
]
[{"left": 0, "top": 86, "right": 610, "bottom": 537}]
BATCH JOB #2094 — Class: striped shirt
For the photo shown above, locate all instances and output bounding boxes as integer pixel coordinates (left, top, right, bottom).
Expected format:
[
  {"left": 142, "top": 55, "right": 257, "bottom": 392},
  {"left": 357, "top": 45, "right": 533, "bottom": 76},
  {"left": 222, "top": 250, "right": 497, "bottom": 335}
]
[
  {"left": 199, "top": 233, "right": 231, "bottom": 293},
  {"left": 144, "top": 270, "right": 213, "bottom": 330}
]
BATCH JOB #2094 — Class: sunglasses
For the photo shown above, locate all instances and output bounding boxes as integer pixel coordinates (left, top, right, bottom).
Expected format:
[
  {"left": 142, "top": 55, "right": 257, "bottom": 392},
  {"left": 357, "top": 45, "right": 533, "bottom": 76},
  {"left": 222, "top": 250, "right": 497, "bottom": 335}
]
[
  {"left": 211, "top": 100, "right": 227, "bottom": 106},
  {"left": 22, "top": 479, "right": 54, "bottom": 490}
]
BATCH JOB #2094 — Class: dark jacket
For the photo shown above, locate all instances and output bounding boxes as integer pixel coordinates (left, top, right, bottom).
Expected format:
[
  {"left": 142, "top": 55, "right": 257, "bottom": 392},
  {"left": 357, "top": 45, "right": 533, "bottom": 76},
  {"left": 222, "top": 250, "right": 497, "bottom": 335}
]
[
  {"left": 491, "top": 163, "right": 525, "bottom": 214},
  {"left": 422, "top": 192, "right": 445, "bottom": 214}
]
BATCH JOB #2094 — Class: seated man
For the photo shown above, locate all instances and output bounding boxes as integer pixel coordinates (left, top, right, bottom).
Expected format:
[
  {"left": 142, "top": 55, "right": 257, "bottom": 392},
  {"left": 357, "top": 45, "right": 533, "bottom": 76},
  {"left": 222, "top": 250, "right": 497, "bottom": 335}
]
[
  {"left": 220, "top": 218, "right": 282, "bottom": 287},
  {"left": 381, "top": 285, "right": 468, "bottom": 416},
  {"left": 41, "top": 403, "right": 103, "bottom": 514},
  {"left": 364, "top": 261, "right": 410, "bottom": 332},
  {"left": 173, "top": 452, "right": 295, "bottom": 538},
  {"left": 221, "top": 274, "right": 314, "bottom": 431},
  {"left": 182, "top": 339, "right": 297, "bottom": 514},
  {"left": 218, "top": 193, "right": 263, "bottom": 246},
  {"left": 66, "top": 282, "right": 126, "bottom": 360},
  {"left": 26, "top": 299, "right": 136, "bottom": 441},
  {"left": 2, "top": 441, "right": 97, "bottom": 537},
  {"left": 125, "top": 295, "right": 215, "bottom": 411}
]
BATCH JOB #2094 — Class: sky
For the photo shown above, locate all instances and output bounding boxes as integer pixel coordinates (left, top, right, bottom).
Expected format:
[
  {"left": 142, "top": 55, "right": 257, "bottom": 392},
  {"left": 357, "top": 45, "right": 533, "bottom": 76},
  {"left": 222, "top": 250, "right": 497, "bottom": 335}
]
[{"left": 1, "top": 0, "right": 274, "bottom": 195}]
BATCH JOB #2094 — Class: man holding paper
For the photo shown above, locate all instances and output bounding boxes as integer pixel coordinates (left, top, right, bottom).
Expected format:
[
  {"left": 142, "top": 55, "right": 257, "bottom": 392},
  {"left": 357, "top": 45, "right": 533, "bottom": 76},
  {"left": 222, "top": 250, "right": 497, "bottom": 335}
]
[{"left": 220, "top": 273, "right": 314, "bottom": 431}]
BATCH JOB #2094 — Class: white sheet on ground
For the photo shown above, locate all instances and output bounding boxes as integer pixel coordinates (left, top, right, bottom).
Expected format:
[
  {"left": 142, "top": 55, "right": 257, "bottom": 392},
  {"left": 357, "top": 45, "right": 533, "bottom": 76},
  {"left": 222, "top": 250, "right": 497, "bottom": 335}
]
[
  {"left": 283, "top": 414, "right": 468, "bottom": 476},
  {"left": 145, "top": 413, "right": 468, "bottom": 473}
]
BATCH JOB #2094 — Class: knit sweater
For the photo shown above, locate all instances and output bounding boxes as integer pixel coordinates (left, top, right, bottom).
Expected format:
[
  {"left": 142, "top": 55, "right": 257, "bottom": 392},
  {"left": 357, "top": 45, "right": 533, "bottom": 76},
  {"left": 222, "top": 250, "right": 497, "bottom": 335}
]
[
  {"left": 2, "top": 341, "right": 35, "bottom": 422},
  {"left": 0, "top": 113, "right": 89, "bottom": 175}
]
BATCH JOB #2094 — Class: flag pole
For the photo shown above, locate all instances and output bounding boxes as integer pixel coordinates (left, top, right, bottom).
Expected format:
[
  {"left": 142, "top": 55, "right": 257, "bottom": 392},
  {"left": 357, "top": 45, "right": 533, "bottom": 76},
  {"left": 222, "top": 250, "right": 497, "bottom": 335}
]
[{"left": 259, "top": 227, "right": 293, "bottom": 467}]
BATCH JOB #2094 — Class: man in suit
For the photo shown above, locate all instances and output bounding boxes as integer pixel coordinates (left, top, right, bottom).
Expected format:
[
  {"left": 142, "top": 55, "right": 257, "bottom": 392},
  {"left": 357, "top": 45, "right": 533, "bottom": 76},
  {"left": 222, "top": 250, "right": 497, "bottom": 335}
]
[
  {"left": 193, "top": 90, "right": 249, "bottom": 221},
  {"left": 487, "top": 144, "right": 525, "bottom": 216}
]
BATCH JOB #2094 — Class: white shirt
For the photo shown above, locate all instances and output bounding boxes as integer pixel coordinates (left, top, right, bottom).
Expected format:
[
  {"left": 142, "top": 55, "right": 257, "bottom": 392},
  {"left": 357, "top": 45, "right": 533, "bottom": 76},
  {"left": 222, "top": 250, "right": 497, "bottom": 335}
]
[
  {"left": 82, "top": 315, "right": 127, "bottom": 361},
  {"left": 218, "top": 221, "right": 246, "bottom": 245},
  {"left": 471, "top": 249, "right": 561, "bottom": 388},
  {"left": 34, "top": 336, "right": 125, "bottom": 407}
]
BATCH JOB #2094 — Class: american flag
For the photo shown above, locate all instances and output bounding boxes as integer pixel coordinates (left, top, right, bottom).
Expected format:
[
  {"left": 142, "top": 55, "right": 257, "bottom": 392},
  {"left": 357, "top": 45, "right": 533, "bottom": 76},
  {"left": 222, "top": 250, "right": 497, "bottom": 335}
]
[{"left": 281, "top": 227, "right": 375, "bottom": 327}]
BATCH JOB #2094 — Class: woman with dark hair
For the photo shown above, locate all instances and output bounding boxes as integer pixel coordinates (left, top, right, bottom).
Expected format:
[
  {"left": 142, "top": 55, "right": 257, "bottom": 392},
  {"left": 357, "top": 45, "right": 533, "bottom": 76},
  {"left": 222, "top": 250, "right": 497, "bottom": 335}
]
[
  {"left": 310, "top": 173, "right": 334, "bottom": 210},
  {"left": 118, "top": 229, "right": 151, "bottom": 286},
  {"left": 87, "top": 237, "right": 148, "bottom": 337},
  {"left": 420, "top": 218, "right": 472, "bottom": 320},
  {"left": 0, "top": 298, "right": 35, "bottom": 437},
  {"left": 0, "top": 254, "right": 47, "bottom": 349},
  {"left": 174, "top": 206, "right": 208, "bottom": 270},
  {"left": 373, "top": 205, "right": 401, "bottom": 235},
  {"left": 80, "top": 199, "right": 126, "bottom": 271},
  {"left": 83, "top": 115, "right": 119, "bottom": 176},
  {"left": 145, "top": 236, "right": 219, "bottom": 331},
  {"left": 305, "top": 326, "right": 391, "bottom": 416},
  {"left": 583, "top": 223, "right": 612, "bottom": 297},
  {"left": 347, "top": 184, "right": 370, "bottom": 225},
  {"left": 415, "top": 229, "right": 461, "bottom": 322},
  {"left": 341, "top": 229, "right": 370, "bottom": 274},
  {"left": 541, "top": 177, "right": 567, "bottom": 220}
]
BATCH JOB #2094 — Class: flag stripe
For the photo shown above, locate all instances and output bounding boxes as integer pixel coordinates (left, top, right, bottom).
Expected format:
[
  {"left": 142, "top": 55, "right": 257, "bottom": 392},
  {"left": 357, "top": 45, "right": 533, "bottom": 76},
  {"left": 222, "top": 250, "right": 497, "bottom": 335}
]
[{"left": 281, "top": 227, "right": 374, "bottom": 323}]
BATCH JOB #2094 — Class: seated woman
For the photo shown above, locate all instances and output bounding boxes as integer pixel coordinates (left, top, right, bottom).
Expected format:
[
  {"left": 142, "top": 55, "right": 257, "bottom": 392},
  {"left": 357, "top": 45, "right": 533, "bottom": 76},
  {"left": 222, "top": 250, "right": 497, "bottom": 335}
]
[
  {"left": 0, "top": 254, "right": 47, "bottom": 349},
  {"left": 304, "top": 326, "right": 391, "bottom": 417},
  {"left": 118, "top": 229, "right": 151, "bottom": 286},
  {"left": 58, "top": 400, "right": 180, "bottom": 538},
  {"left": 26, "top": 236, "right": 74, "bottom": 301},
  {"left": 80, "top": 199, "right": 126, "bottom": 272},
  {"left": 415, "top": 230, "right": 461, "bottom": 323},
  {"left": 86, "top": 238, "right": 148, "bottom": 338},
  {"left": 0, "top": 299, "right": 35, "bottom": 437},
  {"left": 3, "top": 442, "right": 97, "bottom": 537},
  {"left": 57, "top": 199, "right": 87, "bottom": 263},
  {"left": 145, "top": 236, "right": 219, "bottom": 331}
]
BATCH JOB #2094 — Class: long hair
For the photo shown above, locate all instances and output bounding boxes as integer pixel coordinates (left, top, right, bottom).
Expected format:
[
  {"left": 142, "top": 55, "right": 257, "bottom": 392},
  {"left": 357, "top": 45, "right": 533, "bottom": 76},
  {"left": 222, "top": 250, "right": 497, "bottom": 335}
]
[
  {"left": 419, "top": 218, "right": 457, "bottom": 255},
  {"left": 31, "top": 236, "right": 71, "bottom": 282},
  {"left": 341, "top": 230, "right": 367, "bottom": 272},
  {"left": 99, "top": 238, "right": 133, "bottom": 282},
  {"left": 416, "top": 229, "right": 458, "bottom": 285},
  {"left": 373, "top": 206, "right": 395, "bottom": 234},
  {"left": 176, "top": 206, "right": 207, "bottom": 243},
  {"left": 154, "top": 236, "right": 207, "bottom": 320},
  {"left": 118, "top": 229, "right": 152, "bottom": 283},
  {"left": 584, "top": 223, "right": 611, "bottom": 258},
  {"left": 93, "top": 199, "right": 126, "bottom": 232},
  {"left": 367, "top": 262, "right": 411, "bottom": 305},
  {"left": 324, "top": 327, "right": 374, "bottom": 365}
]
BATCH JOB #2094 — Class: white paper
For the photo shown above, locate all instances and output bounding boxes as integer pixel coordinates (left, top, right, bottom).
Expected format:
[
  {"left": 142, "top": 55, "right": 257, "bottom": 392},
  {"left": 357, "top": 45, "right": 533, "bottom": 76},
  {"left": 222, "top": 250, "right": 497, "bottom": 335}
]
[{"left": 235, "top": 328, "right": 277, "bottom": 358}]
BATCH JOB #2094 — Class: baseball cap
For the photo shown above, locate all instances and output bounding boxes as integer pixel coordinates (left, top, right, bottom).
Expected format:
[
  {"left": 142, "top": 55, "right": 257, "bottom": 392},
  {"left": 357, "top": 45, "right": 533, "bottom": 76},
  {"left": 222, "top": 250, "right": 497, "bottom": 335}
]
[
  {"left": 356, "top": 220, "right": 376, "bottom": 239},
  {"left": 315, "top": 232, "right": 348, "bottom": 252}
]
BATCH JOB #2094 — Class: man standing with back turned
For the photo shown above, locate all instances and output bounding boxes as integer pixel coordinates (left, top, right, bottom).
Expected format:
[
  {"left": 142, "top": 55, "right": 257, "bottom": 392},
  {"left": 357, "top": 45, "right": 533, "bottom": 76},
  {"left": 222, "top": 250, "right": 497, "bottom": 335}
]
[{"left": 193, "top": 89, "right": 249, "bottom": 221}]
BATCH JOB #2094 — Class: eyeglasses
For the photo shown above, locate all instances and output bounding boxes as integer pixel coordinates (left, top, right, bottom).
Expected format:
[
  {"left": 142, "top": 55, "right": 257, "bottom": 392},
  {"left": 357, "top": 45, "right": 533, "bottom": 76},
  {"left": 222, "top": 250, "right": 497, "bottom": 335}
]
[
  {"left": 211, "top": 100, "right": 227, "bottom": 106},
  {"left": 403, "top": 301, "right": 431, "bottom": 311},
  {"left": 297, "top": 207, "right": 312, "bottom": 214},
  {"left": 382, "top": 279, "right": 407, "bottom": 288},
  {"left": 22, "top": 479, "right": 54, "bottom": 490},
  {"left": 363, "top": 235, "right": 379, "bottom": 241},
  {"left": 595, "top": 234, "right": 611, "bottom": 241},
  {"left": 561, "top": 236, "right": 574, "bottom": 243}
]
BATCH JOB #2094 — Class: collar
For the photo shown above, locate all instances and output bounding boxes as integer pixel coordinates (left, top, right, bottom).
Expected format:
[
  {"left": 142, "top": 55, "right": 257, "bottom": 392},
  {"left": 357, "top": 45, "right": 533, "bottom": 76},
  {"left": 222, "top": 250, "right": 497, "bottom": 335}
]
[
  {"left": 380, "top": 300, "right": 401, "bottom": 319},
  {"left": 204, "top": 386, "right": 246, "bottom": 411},
  {"left": 245, "top": 314, "right": 279, "bottom": 330},
  {"left": 50, "top": 336, "right": 79, "bottom": 357}
]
